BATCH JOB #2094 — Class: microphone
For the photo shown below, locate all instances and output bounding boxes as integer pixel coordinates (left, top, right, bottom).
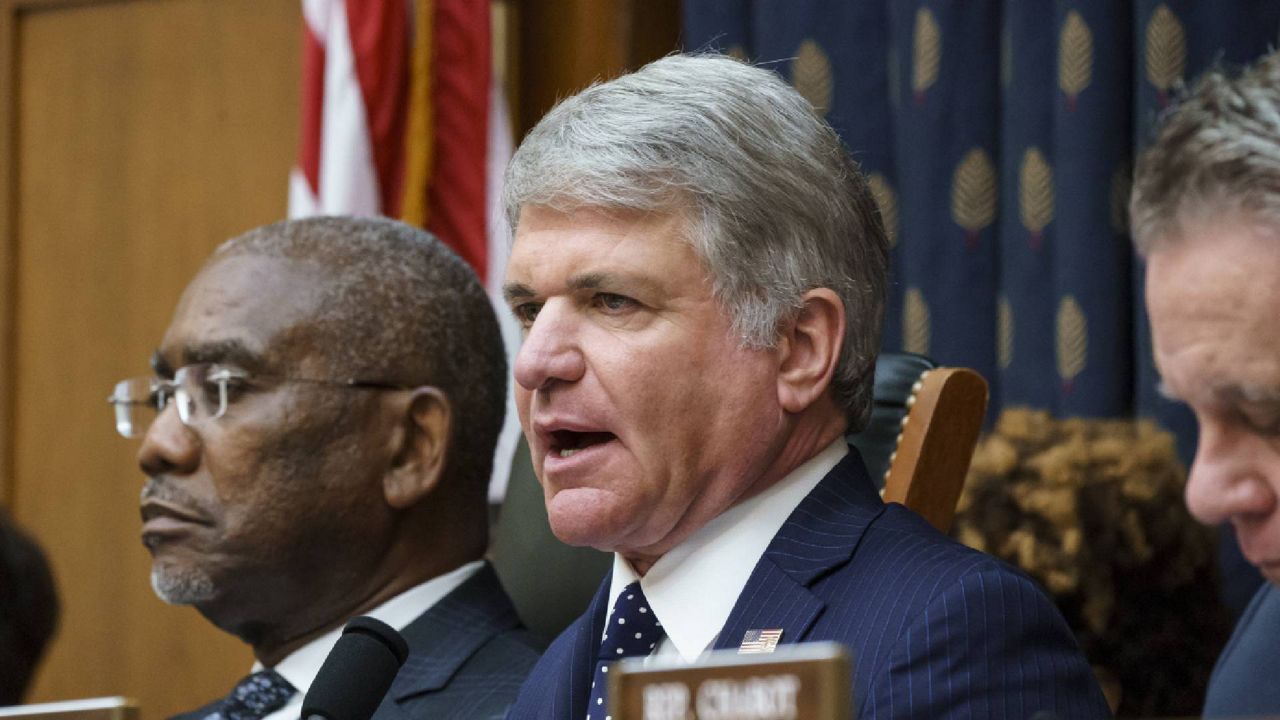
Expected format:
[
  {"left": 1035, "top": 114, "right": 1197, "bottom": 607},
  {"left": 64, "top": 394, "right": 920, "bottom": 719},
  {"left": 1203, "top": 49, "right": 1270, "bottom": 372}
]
[{"left": 302, "top": 616, "right": 411, "bottom": 720}]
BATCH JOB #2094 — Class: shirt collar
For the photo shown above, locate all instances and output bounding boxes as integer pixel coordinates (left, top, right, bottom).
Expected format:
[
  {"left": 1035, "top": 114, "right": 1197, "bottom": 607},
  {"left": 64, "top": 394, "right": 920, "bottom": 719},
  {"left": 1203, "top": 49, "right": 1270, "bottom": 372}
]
[
  {"left": 608, "top": 440, "right": 847, "bottom": 661},
  {"left": 254, "top": 560, "right": 485, "bottom": 694}
]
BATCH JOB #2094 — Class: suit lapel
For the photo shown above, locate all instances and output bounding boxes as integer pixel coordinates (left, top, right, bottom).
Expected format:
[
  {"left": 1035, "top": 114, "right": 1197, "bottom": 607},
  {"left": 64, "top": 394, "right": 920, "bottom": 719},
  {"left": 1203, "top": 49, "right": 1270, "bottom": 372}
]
[
  {"left": 559, "top": 569, "right": 612, "bottom": 720},
  {"left": 714, "top": 448, "right": 885, "bottom": 652},
  {"left": 383, "top": 562, "right": 522, "bottom": 701}
]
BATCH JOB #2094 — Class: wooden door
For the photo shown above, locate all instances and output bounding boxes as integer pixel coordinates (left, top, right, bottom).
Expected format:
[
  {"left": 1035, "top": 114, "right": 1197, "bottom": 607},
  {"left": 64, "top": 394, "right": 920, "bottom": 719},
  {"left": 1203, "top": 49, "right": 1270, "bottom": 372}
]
[{"left": 0, "top": 1, "right": 300, "bottom": 716}]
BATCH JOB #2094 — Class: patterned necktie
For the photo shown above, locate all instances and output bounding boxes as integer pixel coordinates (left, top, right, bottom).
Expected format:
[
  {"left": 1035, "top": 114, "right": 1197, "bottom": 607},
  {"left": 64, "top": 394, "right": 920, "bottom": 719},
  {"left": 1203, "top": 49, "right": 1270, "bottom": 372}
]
[
  {"left": 586, "top": 581, "right": 664, "bottom": 720},
  {"left": 203, "top": 669, "right": 297, "bottom": 720}
]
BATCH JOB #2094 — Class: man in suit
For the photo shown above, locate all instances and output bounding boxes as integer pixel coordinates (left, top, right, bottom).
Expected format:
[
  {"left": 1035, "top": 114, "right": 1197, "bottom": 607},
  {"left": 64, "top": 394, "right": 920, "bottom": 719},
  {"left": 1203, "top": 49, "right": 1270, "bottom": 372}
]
[
  {"left": 1133, "top": 50, "right": 1280, "bottom": 718},
  {"left": 501, "top": 54, "right": 1108, "bottom": 719},
  {"left": 111, "top": 217, "right": 541, "bottom": 719}
]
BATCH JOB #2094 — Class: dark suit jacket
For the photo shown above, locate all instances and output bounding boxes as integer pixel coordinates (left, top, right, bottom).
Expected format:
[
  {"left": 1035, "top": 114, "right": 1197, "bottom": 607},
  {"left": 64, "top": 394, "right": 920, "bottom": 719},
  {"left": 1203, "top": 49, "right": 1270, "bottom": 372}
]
[
  {"left": 173, "top": 562, "right": 543, "bottom": 720},
  {"left": 1203, "top": 582, "right": 1280, "bottom": 718},
  {"left": 506, "top": 449, "right": 1110, "bottom": 719}
]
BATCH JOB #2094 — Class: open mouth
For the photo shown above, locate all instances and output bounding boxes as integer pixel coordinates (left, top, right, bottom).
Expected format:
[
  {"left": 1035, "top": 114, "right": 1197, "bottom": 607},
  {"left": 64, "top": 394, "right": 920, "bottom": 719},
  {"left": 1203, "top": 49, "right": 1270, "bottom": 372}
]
[{"left": 549, "top": 429, "right": 616, "bottom": 458}]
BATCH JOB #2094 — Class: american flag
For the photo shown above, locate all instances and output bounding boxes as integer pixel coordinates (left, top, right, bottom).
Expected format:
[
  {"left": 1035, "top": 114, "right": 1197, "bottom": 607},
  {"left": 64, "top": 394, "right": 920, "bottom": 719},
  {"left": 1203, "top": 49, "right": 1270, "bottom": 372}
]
[{"left": 738, "top": 629, "right": 783, "bottom": 654}]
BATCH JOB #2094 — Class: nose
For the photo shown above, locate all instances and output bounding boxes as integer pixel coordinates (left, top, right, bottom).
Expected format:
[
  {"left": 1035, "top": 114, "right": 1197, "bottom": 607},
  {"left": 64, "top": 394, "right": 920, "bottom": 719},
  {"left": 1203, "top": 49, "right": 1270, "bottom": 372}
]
[
  {"left": 137, "top": 402, "right": 201, "bottom": 477},
  {"left": 1184, "top": 421, "right": 1278, "bottom": 526},
  {"left": 513, "top": 300, "right": 586, "bottom": 392}
]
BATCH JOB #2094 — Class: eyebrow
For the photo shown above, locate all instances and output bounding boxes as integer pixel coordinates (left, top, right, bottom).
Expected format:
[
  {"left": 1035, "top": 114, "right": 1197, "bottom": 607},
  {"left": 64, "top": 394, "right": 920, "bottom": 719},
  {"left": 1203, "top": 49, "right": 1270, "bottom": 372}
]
[
  {"left": 502, "top": 271, "right": 663, "bottom": 303},
  {"left": 151, "top": 340, "right": 266, "bottom": 376},
  {"left": 503, "top": 283, "right": 535, "bottom": 303}
]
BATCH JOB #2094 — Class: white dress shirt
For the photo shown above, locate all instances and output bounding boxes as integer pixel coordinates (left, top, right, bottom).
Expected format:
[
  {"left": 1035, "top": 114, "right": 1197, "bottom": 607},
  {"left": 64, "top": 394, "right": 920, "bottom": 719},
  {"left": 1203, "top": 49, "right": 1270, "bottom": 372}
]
[
  {"left": 256, "top": 560, "right": 485, "bottom": 720},
  {"left": 607, "top": 439, "right": 847, "bottom": 662}
]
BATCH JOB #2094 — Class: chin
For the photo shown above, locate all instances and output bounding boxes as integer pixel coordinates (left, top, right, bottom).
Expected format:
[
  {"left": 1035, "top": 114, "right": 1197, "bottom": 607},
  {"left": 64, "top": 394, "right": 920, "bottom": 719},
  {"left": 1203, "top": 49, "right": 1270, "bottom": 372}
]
[
  {"left": 151, "top": 563, "right": 218, "bottom": 606},
  {"left": 545, "top": 492, "right": 630, "bottom": 551}
]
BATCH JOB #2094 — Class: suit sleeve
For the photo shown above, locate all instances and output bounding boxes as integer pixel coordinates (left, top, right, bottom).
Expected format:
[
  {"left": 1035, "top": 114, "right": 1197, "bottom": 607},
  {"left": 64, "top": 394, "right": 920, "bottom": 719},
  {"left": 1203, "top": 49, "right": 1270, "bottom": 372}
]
[{"left": 863, "top": 567, "right": 1111, "bottom": 720}]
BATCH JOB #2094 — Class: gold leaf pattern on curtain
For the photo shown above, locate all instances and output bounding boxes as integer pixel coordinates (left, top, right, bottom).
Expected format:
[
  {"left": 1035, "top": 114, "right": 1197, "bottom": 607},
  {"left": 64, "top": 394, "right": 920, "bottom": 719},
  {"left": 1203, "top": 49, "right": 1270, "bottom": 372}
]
[
  {"left": 998, "top": 295, "right": 1014, "bottom": 370},
  {"left": 951, "top": 148, "right": 997, "bottom": 246},
  {"left": 1110, "top": 161, "right": 1133, "bottom": 235},
  {"left": 793, "top": 39, "right": 833, "bottom": 115},
  {"left": 1058, "top": 10, "right": 1093, "bottom": 111},
  {"left": 1145, "top": 4, "right": 1186, "bottom": 106},
  {"left": 1019, "top": 147, "right": 1054, "bottom": 248},
  {"left": 904, "top": 287, "right": 931, "bottom": 356},
  {"left": 1057, "top": 295, "right": 1088, "bottom": 391},
  {"left": 912, "top": 7, "right": 941, "bottom": 104},
  {"left": 868, "top": 173, "right": 899, "bottom": 248}
]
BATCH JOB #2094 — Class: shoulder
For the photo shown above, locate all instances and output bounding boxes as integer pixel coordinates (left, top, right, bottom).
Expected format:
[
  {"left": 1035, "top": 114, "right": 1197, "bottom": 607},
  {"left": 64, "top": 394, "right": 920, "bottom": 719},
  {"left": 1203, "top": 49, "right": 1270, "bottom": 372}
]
[
  {"left": 465, "top": 625, "right": 546, "bottom": 675},
  {"left": 813, "top": 505, "right": 1111, "bottom": 718},
  {"left": 821, "top": 502, "right": 1018, "bottom": 602},
  {"left": 1204, "top": 583, "right": 1280, "bottom": 718},
  {"left": 390, "top": 626, "right": 545, "bottom": 720}
]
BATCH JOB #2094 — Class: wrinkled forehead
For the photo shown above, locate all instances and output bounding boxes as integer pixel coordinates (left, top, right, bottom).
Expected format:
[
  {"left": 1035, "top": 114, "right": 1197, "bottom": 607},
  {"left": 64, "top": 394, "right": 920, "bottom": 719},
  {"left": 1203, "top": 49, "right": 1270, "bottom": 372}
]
[{"left": 159, "top": 254, "right": 330, "bottom": 372}]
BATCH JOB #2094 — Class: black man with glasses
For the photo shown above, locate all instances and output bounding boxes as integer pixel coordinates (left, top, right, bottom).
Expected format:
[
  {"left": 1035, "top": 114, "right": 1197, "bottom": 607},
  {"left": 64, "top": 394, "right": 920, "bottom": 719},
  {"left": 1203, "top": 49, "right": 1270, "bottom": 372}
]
[{"left": 108, "top": 216, "right": 541, "bottom": 720}]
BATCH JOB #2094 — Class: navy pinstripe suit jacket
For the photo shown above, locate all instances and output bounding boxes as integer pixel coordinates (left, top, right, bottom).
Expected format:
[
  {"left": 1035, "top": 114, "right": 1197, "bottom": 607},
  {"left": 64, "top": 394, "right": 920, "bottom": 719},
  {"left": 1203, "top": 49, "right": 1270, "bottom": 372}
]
[
  {"left": 171, "top": 562, "right": 543, "bottom": 720},
  {"left": 505, "top": 449, "right": 1111, "bottom": 719}
]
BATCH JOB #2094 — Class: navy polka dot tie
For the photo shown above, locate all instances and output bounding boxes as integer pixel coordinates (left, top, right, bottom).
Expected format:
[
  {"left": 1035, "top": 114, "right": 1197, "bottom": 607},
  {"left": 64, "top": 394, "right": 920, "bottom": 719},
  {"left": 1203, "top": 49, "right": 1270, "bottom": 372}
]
[
  {"left": 202, "top": 669, "right": 297, "bottom": 720},
  {"left": 586, "top": 581, "right": 664, "bottom": 720}
]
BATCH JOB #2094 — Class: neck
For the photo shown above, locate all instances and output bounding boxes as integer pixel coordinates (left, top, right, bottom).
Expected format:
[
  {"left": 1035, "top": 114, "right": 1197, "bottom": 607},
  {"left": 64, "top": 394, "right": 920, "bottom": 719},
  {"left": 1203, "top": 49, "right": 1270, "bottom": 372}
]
[
  {"left": 246, "top": 569, "right": 433, "bottom": 667},
  {"left": 243, "top": 498, "right": 488, "bottom": 665}
]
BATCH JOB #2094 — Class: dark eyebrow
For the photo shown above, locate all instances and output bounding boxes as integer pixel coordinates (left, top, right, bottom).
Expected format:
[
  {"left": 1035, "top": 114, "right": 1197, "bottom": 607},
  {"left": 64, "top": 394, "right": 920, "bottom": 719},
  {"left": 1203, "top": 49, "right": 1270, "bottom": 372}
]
[
  {"left": 567, "top": 272, "right": 609, "bottom": 291},
  {"left": 185, "top": 340, "right": 265, "bottom": 370},
  {"left": 153, "top": 340, "right": 267, "bottom": 376},
  {"left": 503, "top": 283, "right": 536, "bottom": 303}
]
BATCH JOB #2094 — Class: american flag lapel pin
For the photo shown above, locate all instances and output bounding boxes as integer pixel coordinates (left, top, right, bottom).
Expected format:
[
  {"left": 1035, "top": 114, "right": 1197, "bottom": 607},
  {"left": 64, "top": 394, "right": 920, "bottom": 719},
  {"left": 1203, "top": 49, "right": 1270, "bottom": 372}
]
[{"left": 738, "top": 628, "right": 783, "bottom": 654}]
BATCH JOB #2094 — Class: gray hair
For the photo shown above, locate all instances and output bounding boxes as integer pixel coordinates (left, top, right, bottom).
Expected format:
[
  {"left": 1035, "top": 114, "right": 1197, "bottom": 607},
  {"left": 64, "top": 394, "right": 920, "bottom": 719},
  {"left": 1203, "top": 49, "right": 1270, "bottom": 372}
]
[
  {"left": 1131, "top": 50, "right": 1280, "bottom": 255},
  {"left": 504, "top": 53, "right": 888, "bottom": 431},
  {"left": 215, "top": 216, "right": 507, "bottom": 499}
]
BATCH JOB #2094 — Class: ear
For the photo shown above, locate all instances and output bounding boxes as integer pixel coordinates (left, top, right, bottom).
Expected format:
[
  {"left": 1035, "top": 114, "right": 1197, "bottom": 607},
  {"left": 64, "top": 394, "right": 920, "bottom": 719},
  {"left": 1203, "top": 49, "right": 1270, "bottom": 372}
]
[
  {"left": 382, "top": 387, "right": 453, "bottom": 510},
  {"left": 776, "top": 288, "right": 845, "bottom": 414}
]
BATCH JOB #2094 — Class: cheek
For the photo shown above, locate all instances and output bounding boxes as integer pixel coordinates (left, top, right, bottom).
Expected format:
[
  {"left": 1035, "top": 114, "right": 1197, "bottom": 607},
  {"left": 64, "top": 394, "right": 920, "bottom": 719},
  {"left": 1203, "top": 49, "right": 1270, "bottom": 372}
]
[{"left": 515, "top": 386, "right": 533, "bottom": 423}]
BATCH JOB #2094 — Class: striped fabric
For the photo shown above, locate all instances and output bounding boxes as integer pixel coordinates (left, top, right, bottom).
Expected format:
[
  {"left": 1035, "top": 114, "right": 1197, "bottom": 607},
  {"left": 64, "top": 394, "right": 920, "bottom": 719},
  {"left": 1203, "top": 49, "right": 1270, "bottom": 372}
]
[{"left": 506, "top": 448, "right": 1111, "bottom": 719}]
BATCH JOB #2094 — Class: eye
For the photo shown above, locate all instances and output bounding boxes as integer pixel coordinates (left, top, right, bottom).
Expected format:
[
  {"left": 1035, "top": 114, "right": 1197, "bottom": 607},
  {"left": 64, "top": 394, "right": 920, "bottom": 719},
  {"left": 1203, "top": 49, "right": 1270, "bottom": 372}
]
[
  {"left": 511, "top": 302, "right": 543, "bottom": 328},
  {"left": 206, "top": 367, "right": 251, "bottom": 403},
  {"left": 1240, "top": 407, "right": 1280, "bottom": 437},
  {"left": 593, "top": 293, "right": 636, "bottom": 313}
]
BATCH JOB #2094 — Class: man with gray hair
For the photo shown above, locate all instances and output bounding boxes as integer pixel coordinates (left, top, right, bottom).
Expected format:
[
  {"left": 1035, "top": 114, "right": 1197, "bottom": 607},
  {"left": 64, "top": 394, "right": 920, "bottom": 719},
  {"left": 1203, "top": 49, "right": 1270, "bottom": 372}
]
[
  {"left": 502, "top": 54, "right": 1106, "bottom": 719},
  {"left": 110, "top": 217, "right": 541, "bottom": 720},
  {"left": 1135, "top": 50, "right": 1280, "bottom": 718}
]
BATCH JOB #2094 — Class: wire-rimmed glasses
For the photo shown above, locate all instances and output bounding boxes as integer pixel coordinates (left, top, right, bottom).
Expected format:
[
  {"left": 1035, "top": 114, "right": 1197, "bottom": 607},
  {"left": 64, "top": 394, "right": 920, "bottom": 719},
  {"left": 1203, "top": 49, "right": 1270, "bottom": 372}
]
[{"left": 108, "top": 363, "right": 409, "bottom": 439}]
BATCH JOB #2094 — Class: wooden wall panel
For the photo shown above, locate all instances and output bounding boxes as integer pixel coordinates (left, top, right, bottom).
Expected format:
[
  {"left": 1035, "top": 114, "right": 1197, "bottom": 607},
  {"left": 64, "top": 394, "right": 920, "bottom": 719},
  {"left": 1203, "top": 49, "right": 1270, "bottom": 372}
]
[
  {"left": 513, "top": 0, "right": 680, "bottom": 137},
  {"left": 2, "top": 0, "right": 300, "bottom": 716}
]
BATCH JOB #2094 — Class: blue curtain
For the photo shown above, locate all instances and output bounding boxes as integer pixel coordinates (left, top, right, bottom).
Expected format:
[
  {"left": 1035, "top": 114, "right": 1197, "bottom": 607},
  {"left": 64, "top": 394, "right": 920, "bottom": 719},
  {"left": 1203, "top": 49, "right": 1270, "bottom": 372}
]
[{"left": 684, "top": 1, "right": 1280, "bottom": 459}]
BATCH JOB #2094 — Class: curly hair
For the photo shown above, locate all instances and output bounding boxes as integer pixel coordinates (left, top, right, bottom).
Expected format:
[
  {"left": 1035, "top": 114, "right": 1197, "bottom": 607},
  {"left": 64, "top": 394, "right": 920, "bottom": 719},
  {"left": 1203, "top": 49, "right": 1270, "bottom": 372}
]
[{"left": 953, "top": 408, "right": 1231, "bottom": 717}]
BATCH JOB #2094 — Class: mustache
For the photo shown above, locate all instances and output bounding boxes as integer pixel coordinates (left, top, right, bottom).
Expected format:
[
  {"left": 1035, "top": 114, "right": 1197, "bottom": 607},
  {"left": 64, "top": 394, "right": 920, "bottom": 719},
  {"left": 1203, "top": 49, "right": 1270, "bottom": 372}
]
[{"left": 140, "top": 478, "right": 205, "bottom": 512}]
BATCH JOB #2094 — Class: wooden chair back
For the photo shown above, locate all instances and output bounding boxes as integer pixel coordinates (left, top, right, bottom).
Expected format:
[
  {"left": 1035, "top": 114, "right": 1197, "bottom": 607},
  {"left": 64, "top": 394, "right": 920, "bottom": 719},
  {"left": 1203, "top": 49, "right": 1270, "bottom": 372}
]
[{"left": 880, "top": 367, "right": 989, "bottom": 533}]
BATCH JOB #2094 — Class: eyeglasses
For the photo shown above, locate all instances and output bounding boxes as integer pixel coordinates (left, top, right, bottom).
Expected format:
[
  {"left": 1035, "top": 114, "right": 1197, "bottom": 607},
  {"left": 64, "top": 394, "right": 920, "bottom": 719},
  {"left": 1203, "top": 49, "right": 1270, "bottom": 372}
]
[{"left": 108, "top": 363, "right": 410, "bottom": 439}]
